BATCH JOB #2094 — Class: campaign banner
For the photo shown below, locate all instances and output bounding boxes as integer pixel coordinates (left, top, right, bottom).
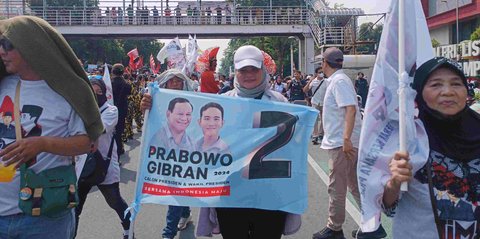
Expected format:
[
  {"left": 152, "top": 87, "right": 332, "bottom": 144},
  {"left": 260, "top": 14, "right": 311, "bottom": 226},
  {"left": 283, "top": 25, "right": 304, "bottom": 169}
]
[{"left": 131, "top": 83, "right": 317, "bottom": 215}]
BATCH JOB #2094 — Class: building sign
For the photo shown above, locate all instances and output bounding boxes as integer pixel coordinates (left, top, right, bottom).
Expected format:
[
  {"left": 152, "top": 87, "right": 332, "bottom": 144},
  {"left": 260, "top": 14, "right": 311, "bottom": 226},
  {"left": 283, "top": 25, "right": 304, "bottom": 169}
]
[{"left": 435, "top": 40, "right": 480, "bottom": 77}]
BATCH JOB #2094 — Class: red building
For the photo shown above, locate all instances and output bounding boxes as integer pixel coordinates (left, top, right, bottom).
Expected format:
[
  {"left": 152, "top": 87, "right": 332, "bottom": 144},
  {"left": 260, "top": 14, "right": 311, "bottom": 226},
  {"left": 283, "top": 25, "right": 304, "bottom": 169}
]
[{"left": 421, "top": 0, "right": 480, "bottom": 45}]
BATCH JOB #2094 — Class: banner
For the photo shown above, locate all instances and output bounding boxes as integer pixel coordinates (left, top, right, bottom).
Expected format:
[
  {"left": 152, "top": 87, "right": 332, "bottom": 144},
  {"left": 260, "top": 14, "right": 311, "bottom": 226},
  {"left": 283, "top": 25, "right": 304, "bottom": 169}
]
[
  {"left": 102, "top": 63, "right": 114, "bottom": 105},
  {"left": 357, "top": 0, "right": 433, "bottom": 232},
  {"left": 129, "top": 83, "right": 317, "bottom": 218},
  {"left": 156, "top": 37, "right": 186, "bottom": 70}
]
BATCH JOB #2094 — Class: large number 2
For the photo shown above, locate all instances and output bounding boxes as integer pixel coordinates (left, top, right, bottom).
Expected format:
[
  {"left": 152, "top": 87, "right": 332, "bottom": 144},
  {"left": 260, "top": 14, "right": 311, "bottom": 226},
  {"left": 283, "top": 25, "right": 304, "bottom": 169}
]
[{"left": 245, "top": 111, "right": 298, "bottom": 179}]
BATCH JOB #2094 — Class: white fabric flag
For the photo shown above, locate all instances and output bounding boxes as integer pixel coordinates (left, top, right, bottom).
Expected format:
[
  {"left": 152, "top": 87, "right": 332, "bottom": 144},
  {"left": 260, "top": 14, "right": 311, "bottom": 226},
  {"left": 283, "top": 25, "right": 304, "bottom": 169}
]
[
  {"left": 182, "top": 34, "right": 200, "bottom": 76},
  {"left": 156, "top": 37, "right": 186, "bottom": 70},
  {"left": 357, "top": 0, "right": 434, "bottom": 232},
  {"left": 102, "top": 63, "right": 114, "bottom": 105}
]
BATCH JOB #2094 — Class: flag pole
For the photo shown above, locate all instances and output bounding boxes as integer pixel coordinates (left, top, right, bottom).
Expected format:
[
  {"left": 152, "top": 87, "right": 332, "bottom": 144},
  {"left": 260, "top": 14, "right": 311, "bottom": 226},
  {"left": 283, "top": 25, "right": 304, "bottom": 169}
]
[
  {"left": 398, "top": 0, "right": 408, "bottom": 191},
  {"left": 128, "top": 106, "right": 150, "bottom": 239}
]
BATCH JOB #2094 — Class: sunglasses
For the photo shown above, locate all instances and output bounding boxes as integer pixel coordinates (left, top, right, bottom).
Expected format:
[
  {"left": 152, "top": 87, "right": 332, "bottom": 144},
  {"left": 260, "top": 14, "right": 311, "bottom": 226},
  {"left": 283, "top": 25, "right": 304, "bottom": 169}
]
[{"left": 0, "top": 38, "right": 14, "bottom": 51}]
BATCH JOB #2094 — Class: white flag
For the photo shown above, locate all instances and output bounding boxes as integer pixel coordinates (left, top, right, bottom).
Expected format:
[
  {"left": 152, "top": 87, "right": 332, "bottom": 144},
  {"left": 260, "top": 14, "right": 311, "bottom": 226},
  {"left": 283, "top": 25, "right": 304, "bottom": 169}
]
[
  {"left": 102, "top": 63, "right": 114, "bottom": 105},
  {"left": 182, "top": 34, "right": 200, "bottom": 76},
  {"left": 357, "top": 0, "right": 433, "bottom": 232},
  {"left": 156, "top": 37, "right": 186, "bottom": 70}
]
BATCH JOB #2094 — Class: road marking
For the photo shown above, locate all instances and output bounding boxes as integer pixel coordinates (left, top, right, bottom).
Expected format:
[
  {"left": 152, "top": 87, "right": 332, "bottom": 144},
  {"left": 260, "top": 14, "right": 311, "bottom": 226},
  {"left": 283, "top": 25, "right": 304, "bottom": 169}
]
[{"left": 308, "top": 154, "right": 361, "bottom": 225}]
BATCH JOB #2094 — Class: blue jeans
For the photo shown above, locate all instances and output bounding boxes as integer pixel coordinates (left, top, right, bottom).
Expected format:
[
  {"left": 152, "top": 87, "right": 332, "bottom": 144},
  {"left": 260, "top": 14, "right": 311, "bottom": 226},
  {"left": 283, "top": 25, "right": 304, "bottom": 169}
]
[
  {"left": 162, "top": 206, "right": 191, "bottom": 239},
  {"left": 0, "top": 209, "right": 75, "bottom": 239}
]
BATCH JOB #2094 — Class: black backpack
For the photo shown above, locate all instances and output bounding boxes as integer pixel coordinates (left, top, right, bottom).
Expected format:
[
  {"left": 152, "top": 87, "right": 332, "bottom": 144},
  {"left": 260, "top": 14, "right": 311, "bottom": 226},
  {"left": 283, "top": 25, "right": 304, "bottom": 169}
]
[{"left": 79, "top": 108, "right": 115, "bottom": 185}]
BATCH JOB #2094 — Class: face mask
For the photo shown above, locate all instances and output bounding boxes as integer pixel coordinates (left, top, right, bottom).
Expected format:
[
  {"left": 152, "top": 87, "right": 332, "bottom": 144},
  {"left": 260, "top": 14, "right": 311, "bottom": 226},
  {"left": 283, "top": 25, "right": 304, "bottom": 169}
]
[
  {"left": 96, "top": 93, "right": 107, "bottom": 107},
  {"left": 319, "top": 73, "right": 325, "bottom": 78}
]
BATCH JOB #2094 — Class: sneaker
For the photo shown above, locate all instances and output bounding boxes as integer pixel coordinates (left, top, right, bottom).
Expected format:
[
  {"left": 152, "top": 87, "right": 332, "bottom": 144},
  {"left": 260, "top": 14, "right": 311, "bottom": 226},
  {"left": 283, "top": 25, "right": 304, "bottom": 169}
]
[
  {"left": 123, "top": 235, "right": 135, "bottom": 239},
  {"left": 312, "top": 227, "right": 345, "bottom": 239},
  {"left": 177, "top": 214, "right": 192, "bottom": 230},
  {"left": 351, "top": 225, "right": 387, "bottom": 239}
]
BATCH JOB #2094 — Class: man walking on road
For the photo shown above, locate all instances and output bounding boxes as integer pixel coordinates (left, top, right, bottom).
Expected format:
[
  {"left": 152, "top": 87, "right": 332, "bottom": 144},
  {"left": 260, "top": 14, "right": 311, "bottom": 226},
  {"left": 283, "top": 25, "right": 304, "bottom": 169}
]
[{"left": 313, "top": 47, "right": 363, "bottom": 239}]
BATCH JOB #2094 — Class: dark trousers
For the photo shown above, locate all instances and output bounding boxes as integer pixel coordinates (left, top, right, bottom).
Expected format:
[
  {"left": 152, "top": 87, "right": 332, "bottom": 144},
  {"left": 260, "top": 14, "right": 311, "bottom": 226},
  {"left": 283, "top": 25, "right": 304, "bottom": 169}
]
[
  {"left": 216, "top": 208, "right": 287, "bottom": 239},
  {"left": 74, "top": 182, "right": 131, "bottom": 237},
  {"left": 115, "top": 114, "right": 126, "bottom": 155}
]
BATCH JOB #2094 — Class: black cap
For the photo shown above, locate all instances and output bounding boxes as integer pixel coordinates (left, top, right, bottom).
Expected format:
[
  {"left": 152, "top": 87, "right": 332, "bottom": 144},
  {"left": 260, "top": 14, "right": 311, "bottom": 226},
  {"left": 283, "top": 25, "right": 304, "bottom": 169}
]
[{"left": 412, "top": 57, "right": 467, "bottom": 93}]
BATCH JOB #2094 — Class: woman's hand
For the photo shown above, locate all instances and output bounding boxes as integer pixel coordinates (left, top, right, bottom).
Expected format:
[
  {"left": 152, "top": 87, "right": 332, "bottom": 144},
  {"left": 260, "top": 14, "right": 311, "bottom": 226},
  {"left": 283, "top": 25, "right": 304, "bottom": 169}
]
[
  {"left": 388, "top": 151, "right": 412, "bottom": 188},
  {"left": 383, "top": 151, "right": 412, "bottom": 208},
  {"left": 140, "top": 93, "right": 152, "bottom": 113}
]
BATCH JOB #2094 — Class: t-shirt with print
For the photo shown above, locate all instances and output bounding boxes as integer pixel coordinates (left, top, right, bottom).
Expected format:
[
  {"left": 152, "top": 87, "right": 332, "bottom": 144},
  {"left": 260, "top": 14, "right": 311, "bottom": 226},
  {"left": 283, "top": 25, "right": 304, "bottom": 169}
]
[
  {"left": 321, "top": 70, "right": 362, "bottom": 149},
  {"left": 0, "top": 75, "right": 87, "bottom": 216},
  {"left": 414, "top": 150, "right": 480, "bottom": 239}
]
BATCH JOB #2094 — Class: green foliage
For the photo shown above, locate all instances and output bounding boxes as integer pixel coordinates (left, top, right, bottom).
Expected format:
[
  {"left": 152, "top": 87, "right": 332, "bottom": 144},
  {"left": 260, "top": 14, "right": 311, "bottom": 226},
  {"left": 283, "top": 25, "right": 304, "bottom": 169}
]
[
  {"left": 431, "top": 38, "right": 440, "bottom": 48},
  {"left": 357, "top": 22, "right": 383, "bottom": 54},
  {"left": 219, "top": 37, "right": 296, "bottom": 77},
  {"left": 471, "top": 26, "right": 480, "bottom": 41},
  {"left": 67, "top": 38, "right": 163, "bottom": 66}
]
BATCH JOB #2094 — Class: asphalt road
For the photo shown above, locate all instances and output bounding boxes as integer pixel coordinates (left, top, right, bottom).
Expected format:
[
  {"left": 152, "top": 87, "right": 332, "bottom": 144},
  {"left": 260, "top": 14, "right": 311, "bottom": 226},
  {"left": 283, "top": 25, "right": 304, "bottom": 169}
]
[{"left": 76, "top": 132, "right": 365, "bottom": 239}]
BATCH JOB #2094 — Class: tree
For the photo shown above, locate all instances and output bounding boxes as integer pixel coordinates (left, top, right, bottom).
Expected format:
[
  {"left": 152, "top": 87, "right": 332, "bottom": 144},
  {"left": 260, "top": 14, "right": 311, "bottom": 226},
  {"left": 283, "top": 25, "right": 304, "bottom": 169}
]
[
  {"left": 471, "top": 26, "right": 480, "bottom": 41},
  {"left": 357, "top": 22, "right": 383, "bottom": 54},
  {"left": 67, "top": 38, "right": 163, "bottom": 66},
  {"left": 219, "top": 37, "right": 296, "bottom": 77},
  {"left": 431, "top": 38, "right": 440, "bottom": 48}
]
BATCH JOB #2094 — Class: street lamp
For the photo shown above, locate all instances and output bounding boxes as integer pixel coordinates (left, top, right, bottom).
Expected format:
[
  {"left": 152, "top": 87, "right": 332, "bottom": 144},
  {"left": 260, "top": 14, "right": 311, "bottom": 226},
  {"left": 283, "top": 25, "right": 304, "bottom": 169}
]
[
  {"left": 288, "top": 36, "right": 296, "bottom": 76},
  {"left": 441, "top": 0, "right": 460, "bottom": 45}
]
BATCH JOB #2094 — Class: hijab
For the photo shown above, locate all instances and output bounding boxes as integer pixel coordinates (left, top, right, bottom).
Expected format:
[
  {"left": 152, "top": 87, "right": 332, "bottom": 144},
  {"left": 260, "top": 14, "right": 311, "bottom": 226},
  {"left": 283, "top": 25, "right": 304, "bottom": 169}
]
[
  {"left": 233, "top": 66, "right": 269, "bottom": 98},
  {"left": 156, "top": 68, "right": 195, "bottom": 91},
  {"left": 90, "top": 79, "right": 108, "bottom": 107},
  {"left": 413, "top": 57, "right": 480, "bottom": 162}
]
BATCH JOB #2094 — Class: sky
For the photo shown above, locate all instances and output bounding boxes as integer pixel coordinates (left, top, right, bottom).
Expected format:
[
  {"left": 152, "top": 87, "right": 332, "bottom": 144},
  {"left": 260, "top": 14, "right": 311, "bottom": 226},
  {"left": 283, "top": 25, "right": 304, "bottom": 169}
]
[{"left": 161, "top": 0, "right": 391, "bottom": 69}]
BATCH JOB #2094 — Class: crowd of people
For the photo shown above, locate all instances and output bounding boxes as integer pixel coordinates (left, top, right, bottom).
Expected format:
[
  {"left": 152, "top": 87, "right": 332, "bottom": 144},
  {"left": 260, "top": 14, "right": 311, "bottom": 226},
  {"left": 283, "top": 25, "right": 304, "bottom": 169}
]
[
  {"left": 1, "top": 15, "right": 480, "bottom": 239},
  {"left": 33, "top": 4, "right": 308, "bottom": 26}
]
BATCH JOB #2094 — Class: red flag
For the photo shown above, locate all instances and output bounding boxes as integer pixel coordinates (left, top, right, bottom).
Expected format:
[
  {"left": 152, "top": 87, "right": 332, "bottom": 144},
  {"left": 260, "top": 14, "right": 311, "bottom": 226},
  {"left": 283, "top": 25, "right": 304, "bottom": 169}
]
[
  {"left": 136, "top": 56, "right": 144, "bottom": 70},
  {"left": 128, "top": 48, "right": 139, "bottom": 70},
  {"left": 149, "top": 54, "right": 157, "bottom": 73},
  {"left": 127, "top": 48, "right": 139, "bottom": 61},
  {"left": 155, "top": 63, "right": 161, "bottom": 74}
]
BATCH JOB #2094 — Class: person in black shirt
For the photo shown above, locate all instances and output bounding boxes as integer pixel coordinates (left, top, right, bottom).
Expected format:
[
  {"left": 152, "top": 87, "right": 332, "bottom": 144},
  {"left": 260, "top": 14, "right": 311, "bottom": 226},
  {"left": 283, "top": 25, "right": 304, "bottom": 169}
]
[
  {"left": 111, "top": 64, "right": 131, "bottom": 156},
  {"left": 215, "top": 5, "right": 222, "bottom": 24},
  {"left": 286, "top": 70, "right": 306, "bottom": 102},
  {"left": 355, "top": 72, "right": 369, "bottom": 108}
]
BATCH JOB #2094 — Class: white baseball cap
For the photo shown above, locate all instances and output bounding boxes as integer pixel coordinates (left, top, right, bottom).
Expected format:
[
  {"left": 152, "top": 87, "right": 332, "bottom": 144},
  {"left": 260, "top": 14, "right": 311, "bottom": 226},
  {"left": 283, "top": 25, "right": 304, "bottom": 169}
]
[{"left": 234, "top": 45, "right": 263, "bottom": 70}]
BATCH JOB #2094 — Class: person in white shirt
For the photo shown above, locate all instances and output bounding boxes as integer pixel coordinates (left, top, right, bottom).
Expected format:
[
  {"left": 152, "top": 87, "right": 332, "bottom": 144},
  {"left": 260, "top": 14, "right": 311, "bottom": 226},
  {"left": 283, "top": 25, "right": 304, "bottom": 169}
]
[
  {"left": 313, "top": 47, "right": 363, "bottom": 239},
  {"left": 75, "top": 79, "right": 131, "bottom": 239},
  {"left": 303, "top": 67, "right": 327, "bottom": 144}
]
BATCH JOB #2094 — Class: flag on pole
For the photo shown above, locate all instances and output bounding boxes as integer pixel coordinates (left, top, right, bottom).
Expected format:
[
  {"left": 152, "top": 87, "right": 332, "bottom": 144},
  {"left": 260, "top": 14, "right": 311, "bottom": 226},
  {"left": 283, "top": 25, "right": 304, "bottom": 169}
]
[
  {"left": 182, "top": 34, "right": 200, "bottom": 76},
  {"left": 156, "top": 37, "right": 186, "bottom": 70},
  {"left": 357, "top": 0, "right": 434, "bottom": 232},
  {"left": 127, "top": 48, "right": 139, "bottom": 62},
  {"left": 128, "top": 48, "right": 140, "bottom": 71},
  {"left": 149, "top": 54, "right": 157, "bottom": 74},
  {"left": 136, "top": 56, "right": 144, "bottom": 70},
  {"left": 102, "top": 63, "right": 114, "bottom": 105}
]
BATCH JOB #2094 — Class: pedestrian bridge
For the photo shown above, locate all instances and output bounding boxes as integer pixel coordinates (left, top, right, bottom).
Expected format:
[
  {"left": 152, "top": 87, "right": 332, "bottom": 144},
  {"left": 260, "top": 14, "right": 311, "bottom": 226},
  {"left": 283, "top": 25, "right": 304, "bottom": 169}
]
[{"left": 1, "top": 1, "right": 367, "bottom": 74}]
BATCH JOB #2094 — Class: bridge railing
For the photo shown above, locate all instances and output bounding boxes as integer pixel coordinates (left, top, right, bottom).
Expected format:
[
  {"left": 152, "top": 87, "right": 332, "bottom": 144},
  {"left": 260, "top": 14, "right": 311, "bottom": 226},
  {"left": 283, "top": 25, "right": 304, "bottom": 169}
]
[{"left": 15, "top": 6, "right": 309, "bottom": 26}]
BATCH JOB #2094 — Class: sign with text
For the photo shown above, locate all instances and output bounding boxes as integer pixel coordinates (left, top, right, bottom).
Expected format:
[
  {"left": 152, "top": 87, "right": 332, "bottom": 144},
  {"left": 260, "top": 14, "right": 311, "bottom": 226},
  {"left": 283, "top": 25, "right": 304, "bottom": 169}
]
[{"left": 130, "top": 83, "right": 317, "bottom": 215}]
